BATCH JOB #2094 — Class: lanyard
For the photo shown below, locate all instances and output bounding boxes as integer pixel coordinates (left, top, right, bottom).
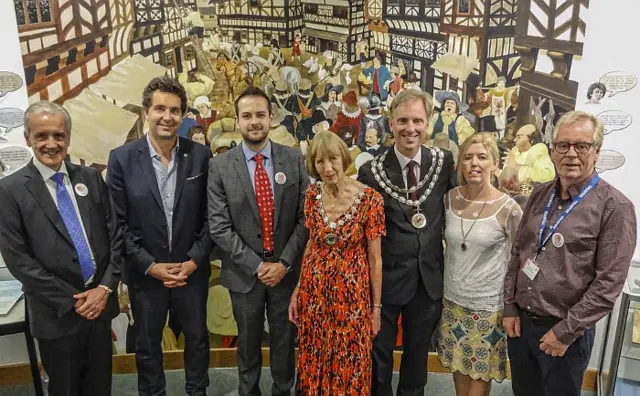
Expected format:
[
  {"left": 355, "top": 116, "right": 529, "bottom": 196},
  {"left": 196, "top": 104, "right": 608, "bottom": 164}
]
[{"left": 537, "top": 175, "right": 600, "bottom": 254}]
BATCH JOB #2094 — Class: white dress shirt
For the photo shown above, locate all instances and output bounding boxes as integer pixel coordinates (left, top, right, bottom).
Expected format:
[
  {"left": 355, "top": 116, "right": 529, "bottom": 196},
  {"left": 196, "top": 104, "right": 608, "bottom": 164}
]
[
  {"left": 393, "top": 145, "right": 422, "bottom": 189},
  {"left": 33, "top": 157, "right": 96, "bottom": 283}
]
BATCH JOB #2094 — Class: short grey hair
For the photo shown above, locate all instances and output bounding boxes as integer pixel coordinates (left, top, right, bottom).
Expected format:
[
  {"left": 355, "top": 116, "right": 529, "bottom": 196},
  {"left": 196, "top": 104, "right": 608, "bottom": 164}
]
[
  {"left": 389, "top": 89, "right": 434, "bottom": 120},
  {"left": 23, "top": 100, "right": 72, "bottom": 138},
  {"left": 553, "top": 111, "right": 604, "bottom": 148}
]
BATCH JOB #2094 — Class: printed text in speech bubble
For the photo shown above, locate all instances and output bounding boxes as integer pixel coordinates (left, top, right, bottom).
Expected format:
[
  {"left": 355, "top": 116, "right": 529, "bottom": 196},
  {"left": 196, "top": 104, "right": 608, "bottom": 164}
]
[
  {"left": 0, "top": 146, "right": 32, "bottom": 171},
  {"left": 0, "top": 107, "right": 25, "bottom": 135},
  {"left": 597, "top": 110, "right": 633, "bottom": 135},
  {"left": 0, "top": 71, "right": 24, "bottom": 98},
  {"left": 596, "top": 149, "right": 625, "bottom": 173},
  {"left": 600, "top": 71, "right": 637, "bottom": 98}
]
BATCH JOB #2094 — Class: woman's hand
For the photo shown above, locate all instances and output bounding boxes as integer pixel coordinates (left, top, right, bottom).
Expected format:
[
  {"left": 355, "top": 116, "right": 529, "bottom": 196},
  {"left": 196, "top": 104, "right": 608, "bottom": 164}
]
[
  {"left": 372, "top": 307, "right": 381, "bottom": 337},
  {"left": 288, "top": 287, "right": 300, "bottom": 326}
]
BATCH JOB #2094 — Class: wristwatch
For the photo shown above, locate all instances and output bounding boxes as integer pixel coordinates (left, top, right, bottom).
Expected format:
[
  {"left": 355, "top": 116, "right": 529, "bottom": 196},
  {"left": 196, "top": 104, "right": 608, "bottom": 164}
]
[
  {"left": 98, "top": 285, "right": 113, "bottom": 295},
  {"left": 281, "top": 259, "right": 292, "bottom": 273}
]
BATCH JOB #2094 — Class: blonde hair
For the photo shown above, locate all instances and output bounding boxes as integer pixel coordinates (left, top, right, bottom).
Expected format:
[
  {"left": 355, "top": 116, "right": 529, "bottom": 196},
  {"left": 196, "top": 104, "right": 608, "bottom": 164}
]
[
  {"left": 553, "top": 111, "right": 604, "bottom": 148},
  {"left": 456, "top": 133, "right": 499, "bottom": 186},
  {"left": 389, "top": 89, "right": 434, "bottom": 120},
  {"left": 305, "top": 131, "right": 353, "bottom": 179}
]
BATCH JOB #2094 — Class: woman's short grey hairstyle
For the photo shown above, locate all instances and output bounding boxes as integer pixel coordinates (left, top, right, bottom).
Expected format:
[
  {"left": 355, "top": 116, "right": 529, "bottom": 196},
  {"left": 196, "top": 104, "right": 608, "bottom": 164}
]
[
  {"left": 23, "top": 101, "right": 72, "bottom": 138},
  {"left": 552, "top": 111, "right": 605, "bottom": 148}
]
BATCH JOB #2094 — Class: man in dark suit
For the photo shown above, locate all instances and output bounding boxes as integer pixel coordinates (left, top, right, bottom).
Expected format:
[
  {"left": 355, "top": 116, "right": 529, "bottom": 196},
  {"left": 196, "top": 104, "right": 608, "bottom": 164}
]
[
  {"left": 208, "top": 86, "right": 308, "bottom": 396},
  {"left": 107, "top": 76, "right": 213, "bottom": 396},
  {"left": 359, "top": 89, "right": 456, "bottom": 396},
  {"left": 0, "top": 101, "right": 123, "bottom": 395}
]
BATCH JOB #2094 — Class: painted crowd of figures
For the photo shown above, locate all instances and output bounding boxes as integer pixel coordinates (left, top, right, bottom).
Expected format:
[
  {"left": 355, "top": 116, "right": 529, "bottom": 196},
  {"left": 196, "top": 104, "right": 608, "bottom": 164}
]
[{"left": 173, "top": 34, "right": 556, "bottom": 197}]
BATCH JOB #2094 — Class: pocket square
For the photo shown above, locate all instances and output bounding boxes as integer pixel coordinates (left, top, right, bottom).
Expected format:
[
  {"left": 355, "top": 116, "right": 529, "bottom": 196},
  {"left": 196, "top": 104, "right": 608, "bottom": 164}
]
[{"left": 186, "top": 172, "right": 204, "bottom": 181}]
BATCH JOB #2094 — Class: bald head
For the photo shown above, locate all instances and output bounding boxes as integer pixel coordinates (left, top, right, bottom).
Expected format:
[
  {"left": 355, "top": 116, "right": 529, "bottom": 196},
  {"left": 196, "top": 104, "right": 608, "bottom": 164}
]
[{"left": 515, "top": 124, "right": 538, "bottom": 151}]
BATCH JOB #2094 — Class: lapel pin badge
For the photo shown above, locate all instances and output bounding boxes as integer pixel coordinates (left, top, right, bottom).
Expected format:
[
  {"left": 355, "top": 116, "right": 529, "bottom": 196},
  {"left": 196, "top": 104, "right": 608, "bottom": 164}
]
[
  {"left": 275, "top": 172, "right": 287, "bottom": 185},
  {"left": 552, "top": 233, "right": 564, "bottom": 248},
  {"left": 74, "top": 183, "right": 88, "bottom": 197}
]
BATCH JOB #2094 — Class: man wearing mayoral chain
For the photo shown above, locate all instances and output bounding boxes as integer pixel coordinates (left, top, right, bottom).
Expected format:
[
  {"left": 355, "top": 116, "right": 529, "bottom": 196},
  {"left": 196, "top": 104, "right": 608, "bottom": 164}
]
[{"left": 358, "top": 89, "right": 456, "bottom": 396}]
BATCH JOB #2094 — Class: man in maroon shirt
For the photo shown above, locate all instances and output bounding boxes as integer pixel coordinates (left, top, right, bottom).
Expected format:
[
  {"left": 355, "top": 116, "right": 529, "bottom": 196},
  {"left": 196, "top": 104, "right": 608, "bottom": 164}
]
[{"left": 503, "top": 111, "right": 637, "bottom": 396}]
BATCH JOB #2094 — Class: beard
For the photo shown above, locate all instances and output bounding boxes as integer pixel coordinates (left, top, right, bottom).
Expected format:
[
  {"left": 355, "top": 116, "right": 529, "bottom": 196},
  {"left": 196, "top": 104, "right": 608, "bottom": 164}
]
[{"left": 243, "top": 128, "right": 269, "bottom": 145}]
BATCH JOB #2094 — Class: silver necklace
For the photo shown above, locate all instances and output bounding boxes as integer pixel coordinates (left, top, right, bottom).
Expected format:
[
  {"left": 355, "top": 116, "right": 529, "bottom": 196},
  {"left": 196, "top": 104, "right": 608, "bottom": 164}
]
[
  {"left": 459, "top": 188, "right": 491, "bottom": 251},
  {"left": 372, "top": 147, "right": 442, "bottom": 194},
  {"left": 371, "top": 147, "right": 444, "bottom": 228}
]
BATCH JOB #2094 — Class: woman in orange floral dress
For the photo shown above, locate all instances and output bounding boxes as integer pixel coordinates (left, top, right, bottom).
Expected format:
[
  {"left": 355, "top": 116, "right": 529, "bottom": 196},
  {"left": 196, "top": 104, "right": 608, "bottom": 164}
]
[{"left": 289, "top": 131, "right": 385, "bottom": 395}]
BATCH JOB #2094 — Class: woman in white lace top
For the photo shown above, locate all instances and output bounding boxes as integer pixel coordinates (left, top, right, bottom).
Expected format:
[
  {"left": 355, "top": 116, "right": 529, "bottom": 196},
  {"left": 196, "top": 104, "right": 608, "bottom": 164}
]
[{"left": 437, "top": 133, "right": 523, "bottom": 396}]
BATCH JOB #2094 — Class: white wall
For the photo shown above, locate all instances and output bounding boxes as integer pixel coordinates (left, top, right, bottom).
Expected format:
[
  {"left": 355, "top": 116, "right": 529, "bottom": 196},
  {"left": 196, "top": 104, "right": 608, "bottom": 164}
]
[{"left": 570, "top": 0, "right": 640, "bottom": 372}]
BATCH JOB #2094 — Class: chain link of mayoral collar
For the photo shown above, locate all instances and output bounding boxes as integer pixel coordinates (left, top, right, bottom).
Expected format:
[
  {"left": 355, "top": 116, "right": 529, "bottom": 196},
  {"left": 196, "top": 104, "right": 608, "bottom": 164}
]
[{"left": 371, "top": 147, "right": 444, "bottom": 207}]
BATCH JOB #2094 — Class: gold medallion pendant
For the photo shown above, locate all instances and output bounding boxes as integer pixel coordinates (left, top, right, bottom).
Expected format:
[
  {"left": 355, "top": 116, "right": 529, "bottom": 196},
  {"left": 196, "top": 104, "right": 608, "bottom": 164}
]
[{"left": 324, "top": 233, "right": 338, "bottom": 246}]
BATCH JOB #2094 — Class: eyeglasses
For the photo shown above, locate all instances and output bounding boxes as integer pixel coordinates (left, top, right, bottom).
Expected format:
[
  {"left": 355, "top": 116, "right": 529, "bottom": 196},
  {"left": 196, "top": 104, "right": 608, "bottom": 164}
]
[{"left": 553, "top": 141, "right": 595, "bottom": 154}]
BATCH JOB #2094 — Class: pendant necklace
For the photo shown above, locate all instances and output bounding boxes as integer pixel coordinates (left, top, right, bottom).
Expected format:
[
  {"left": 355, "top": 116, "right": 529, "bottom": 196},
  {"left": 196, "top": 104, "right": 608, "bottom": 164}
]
[
  {"left": 460, "top": 189, "right": 490, "bottom": 251},
  {"left": 318, "top": 182, "right": 362, "bottom": 246},
  {"left": 322, "top": 185, "right": 341, "bottom": 210}
]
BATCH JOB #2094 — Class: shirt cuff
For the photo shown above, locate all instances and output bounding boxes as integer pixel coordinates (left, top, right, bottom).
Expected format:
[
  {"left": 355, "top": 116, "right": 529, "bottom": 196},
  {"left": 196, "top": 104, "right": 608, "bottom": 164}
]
[
  {"left": 254, "top": 262, "right": 264, "bottom": 275},
  {"left": 503, "top": 303, "right": 518, "bottom": 318},
  {"left": 551, "top": 320, "right": 578, "bottom": 345},
  {"left": 145, "top": 262, "right": 156, "bottom": 275}
]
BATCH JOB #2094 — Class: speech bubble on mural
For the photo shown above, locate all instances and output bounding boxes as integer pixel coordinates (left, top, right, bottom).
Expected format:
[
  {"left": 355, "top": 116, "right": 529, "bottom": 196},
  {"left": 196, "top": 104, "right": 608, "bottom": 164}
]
[
  {"left": 599, "top": 71, "right": 637, "bottom": 98},
  {"left": 597, "top": 110, "right": 633, "bottom": 135},
  {"left": 0, "top": 146, "right": 32, "bottom": 172},
  {"left": 0, "top": 72, "right": 24, "bottom": 98},
  {"left": 0, "top": 107, "right": 25, "bottom": 135},
  {"left": 596, "top": 149, "right": 625, "bottom": 173}
]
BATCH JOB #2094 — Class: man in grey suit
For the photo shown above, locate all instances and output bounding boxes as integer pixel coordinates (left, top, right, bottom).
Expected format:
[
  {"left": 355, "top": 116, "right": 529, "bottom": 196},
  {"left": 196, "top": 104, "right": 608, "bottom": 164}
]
[
  {"left": 0, "top": 101, "right": 123, "bottom": 395},
  {"left": 208, "top": 86, "right": 308, "bottom": 396}
]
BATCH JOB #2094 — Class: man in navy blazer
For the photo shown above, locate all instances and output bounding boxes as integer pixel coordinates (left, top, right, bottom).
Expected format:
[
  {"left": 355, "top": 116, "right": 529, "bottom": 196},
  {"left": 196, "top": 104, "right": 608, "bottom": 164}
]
[{"left": 107, "top": 76, "right": 213, "bottom": 396}]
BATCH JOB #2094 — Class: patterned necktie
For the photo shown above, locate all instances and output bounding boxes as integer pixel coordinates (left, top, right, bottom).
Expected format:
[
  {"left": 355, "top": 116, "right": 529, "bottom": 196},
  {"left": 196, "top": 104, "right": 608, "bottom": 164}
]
[
  {"left": 406, "top": 160, "right": 418, "bottom": 202},
  {"left": 51, "top": 173, "right": 95, "bottom": 282},
  {"left": 254, "top": 154, "right": 274, "bottom": 252}
]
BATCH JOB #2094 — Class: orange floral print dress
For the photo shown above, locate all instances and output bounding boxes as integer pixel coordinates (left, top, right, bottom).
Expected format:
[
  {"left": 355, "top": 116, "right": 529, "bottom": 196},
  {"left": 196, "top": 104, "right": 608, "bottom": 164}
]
[{"left": 296, "top": 183, "right": 386, "bottom": 395}]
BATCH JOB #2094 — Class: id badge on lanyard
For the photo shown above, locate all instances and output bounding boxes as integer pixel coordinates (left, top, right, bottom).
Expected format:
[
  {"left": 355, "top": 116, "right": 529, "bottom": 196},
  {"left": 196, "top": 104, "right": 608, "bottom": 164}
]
[{"left": 523, "top": 175, "right": 600, "bottom": 281}]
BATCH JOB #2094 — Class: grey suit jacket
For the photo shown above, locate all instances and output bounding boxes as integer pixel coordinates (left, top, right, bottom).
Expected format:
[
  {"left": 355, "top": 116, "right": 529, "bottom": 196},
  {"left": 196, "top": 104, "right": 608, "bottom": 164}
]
[
  {"left": 0, "top": 161, "right": 123, "bottom": 339},
  {"left": 207, "top": 141, "right": 309, "bottom": 293}
]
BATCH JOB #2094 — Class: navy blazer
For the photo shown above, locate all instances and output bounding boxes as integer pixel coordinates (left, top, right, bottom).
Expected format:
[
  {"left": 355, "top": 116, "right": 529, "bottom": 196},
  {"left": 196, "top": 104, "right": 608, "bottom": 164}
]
[{"left": 107, "top": 137, "right": 213, "bottom": 289}]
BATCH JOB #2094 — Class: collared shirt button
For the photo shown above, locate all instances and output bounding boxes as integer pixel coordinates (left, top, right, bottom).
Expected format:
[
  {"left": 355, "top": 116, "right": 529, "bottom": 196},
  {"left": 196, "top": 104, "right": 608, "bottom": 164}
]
[
  {"left": 542, "top": 247, "right": 546, "bottom": 251},
  {"left": 527, "top": 306, "right": 531, "bottom": 310},
  {"left": 528, "top": 287, "right": 532, "bottom": 290},
  {"left": 558, "top": 205, "right": 563, "bottom": 210}
]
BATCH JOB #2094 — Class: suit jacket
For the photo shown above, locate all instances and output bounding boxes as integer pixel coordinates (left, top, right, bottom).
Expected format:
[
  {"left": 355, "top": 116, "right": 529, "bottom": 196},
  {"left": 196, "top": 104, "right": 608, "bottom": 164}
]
[
  {"left": 0, "top": 160, "right": 123, "bottom": 339},
  {"left": 207, "top": 141, "right": 309, "bottom": 293},
  {"left": 358, "top": 147, "right": 455, "bottom": 305},
  {"left": 107, "top": 137, "right": 213, "bottom": 289}
]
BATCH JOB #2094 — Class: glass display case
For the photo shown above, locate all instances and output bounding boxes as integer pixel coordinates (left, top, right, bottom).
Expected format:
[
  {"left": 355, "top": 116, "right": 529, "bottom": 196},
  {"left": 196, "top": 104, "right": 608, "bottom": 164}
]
[{"left": 599, "top": 261, "right": 640, "bottom": 396}]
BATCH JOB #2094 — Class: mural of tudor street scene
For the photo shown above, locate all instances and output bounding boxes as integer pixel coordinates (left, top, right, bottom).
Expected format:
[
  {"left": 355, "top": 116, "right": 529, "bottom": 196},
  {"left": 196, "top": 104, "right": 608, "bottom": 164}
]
[{"left": 6, "top": 0, "right": 593, "bottom": 352}]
